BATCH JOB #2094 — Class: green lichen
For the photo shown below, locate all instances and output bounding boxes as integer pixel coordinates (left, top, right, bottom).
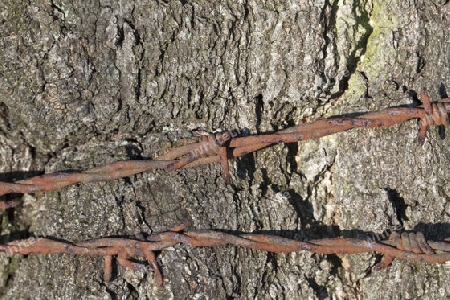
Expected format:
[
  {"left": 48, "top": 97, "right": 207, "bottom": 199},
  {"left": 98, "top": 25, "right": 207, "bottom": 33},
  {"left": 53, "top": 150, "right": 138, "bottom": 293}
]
[
  {"left": 1, "top": 254, "right": 23, "bottom": 296},
  {"left": 345, "top": 71, "right": 367, "bottom": 101},
  {"left": 334, "top": 0, "right": 372, "bottom": 77},
  {"left": 5, "top": 255, "right": 22, "bottom": 275},
  {"left": 359, "top": 0, "right": 401, "bottom": 80},
  {"left": 0, "top": 216, "right": 8, "bottom": 232}
]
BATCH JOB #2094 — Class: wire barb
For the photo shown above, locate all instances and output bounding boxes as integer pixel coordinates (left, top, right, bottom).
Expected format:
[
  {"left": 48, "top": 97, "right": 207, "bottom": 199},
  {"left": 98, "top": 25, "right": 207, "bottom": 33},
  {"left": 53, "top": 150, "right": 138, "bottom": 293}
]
[
  {"left": 0, "top": 88, "right": 449, "bottom": 205},
  {"left": 418, "top": 88, "right": 450, "bottom": 145},
  {"left": 1, "top": 230, "right": 449, "bottom": 284}
]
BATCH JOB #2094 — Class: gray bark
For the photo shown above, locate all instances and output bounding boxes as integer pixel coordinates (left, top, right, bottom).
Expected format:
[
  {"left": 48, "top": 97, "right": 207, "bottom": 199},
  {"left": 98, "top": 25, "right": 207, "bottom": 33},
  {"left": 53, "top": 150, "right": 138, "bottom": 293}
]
[{"left": 0, "top": 0, "right": 450, "bottom": 299}]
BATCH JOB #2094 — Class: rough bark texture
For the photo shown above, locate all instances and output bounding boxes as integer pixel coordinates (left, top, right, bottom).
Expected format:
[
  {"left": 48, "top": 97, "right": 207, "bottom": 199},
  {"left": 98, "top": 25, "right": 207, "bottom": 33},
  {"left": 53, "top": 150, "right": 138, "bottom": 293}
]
[{"left": 1, "top": 0, "right": 450, "bottom": 299}]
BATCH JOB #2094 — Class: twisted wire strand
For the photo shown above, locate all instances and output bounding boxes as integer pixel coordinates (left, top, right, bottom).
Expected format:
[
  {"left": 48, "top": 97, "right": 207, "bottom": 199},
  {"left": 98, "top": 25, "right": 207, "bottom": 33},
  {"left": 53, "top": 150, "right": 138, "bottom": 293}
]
[
  {"left": 418, "top": 88, "right": 450, "bottom": 144},
  {"left": 1, "top": 229, "right": 449, "bottom": 284},
  {"left": 0, "top": 89, "right": 449, "bottom": 206}
]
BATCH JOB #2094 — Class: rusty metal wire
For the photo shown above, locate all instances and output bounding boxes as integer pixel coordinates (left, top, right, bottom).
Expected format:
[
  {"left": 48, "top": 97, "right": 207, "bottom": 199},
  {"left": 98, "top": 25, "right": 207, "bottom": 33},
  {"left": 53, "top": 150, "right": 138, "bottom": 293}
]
[
  {"left": 2, "top": 225, "right": 450, "bottom": 284},
  {"left": 0, "top": 89, "right": 449, "bottom": 208},
  {"left": 418, "top": 88, "right": 450, "bottom": 144}
]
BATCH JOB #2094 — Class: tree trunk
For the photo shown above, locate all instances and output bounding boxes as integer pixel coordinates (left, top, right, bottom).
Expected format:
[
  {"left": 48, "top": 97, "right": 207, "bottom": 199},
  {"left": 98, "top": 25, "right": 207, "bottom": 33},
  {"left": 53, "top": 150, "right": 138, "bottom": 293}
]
[{"left": 0, "top": 0, "right": 450, "bottom": 298}]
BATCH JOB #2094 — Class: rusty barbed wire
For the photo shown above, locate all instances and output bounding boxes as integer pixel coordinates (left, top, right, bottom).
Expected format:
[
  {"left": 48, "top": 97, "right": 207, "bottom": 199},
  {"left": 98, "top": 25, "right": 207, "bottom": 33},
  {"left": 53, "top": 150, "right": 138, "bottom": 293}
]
[
  {"left": 0, "top": 88, "right": 448, "bottom": 208},
  {"left": 2, "top": 225, "right": 450, "bottom": 284}
]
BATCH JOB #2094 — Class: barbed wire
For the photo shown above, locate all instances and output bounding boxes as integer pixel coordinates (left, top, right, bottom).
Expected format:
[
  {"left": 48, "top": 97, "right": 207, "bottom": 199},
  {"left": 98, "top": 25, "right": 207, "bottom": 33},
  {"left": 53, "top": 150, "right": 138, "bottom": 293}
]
[
  {"left": 1, "top": 89, "right": 450, "bottom": 283},
  {"left": 1, "top": 224, "right": 450, "bottom": 284},
  {"left": 0, "top": 89, "right": 448, "bottom": 209}
]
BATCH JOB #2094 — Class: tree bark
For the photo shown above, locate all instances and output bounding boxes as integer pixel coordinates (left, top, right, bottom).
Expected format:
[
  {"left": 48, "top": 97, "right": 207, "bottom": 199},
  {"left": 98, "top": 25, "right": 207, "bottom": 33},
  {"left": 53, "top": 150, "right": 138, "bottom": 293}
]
[{"left": 0, "top": 0, "right": 450, "bottom": 298}]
